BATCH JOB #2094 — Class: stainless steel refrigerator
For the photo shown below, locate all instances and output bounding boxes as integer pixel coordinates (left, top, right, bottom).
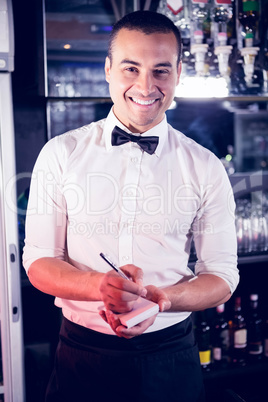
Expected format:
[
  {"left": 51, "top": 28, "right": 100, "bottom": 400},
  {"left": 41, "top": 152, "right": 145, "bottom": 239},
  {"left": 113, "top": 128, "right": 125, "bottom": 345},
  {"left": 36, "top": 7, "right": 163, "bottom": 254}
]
[{"left": 0, "top": 0, "right": 25, "bottom": 400}]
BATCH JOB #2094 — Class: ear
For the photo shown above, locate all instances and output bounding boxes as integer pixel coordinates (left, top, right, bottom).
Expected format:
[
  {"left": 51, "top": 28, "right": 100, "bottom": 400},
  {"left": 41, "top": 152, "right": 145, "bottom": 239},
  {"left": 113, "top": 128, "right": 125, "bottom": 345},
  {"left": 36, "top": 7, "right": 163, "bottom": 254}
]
[
  {"left": 105, "top": 56, "right": 111, "bottom": 83},
  {"left": 176, "top": 61, "right": 182, "bottom": 86}
]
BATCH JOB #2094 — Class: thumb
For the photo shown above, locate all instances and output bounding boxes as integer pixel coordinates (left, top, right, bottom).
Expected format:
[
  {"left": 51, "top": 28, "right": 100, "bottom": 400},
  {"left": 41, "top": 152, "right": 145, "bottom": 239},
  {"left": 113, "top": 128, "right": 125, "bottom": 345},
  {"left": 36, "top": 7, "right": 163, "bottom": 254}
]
[
  {"left": 146, "top": 285, "right": 171, "bottom": 312},
  {"left": 157, "top": 290, "right": 171, "bottom": 312},
  {"left": 158, "top": 296, "right": 171, "bottom": 312}
]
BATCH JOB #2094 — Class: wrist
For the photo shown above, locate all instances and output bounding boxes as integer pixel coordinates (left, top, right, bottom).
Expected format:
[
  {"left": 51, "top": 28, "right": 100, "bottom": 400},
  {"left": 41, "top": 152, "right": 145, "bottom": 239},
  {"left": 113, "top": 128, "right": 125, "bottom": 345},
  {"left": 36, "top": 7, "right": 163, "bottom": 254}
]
[{"left": 85, "top": 270, "right": 105, "bottom": 301}]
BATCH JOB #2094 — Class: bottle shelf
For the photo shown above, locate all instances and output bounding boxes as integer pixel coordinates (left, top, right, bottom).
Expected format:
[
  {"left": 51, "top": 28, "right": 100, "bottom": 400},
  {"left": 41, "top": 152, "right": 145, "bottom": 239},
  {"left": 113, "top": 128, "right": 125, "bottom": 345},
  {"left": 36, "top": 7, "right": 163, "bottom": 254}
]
[
  {"left": 203, "top": 360, "right": 268, "bottom": 402},
  {"left": 45, "top": 95, "right": 268, "bottom": 103},
  {"left": 237, "top": 253, "right": 268, "bottom": 264},
  {"left": 189, "top": 251, "right": 268, "bottom": 269},
  {"left": 203, "top": 358, "right": 268, "bottom": 381}
]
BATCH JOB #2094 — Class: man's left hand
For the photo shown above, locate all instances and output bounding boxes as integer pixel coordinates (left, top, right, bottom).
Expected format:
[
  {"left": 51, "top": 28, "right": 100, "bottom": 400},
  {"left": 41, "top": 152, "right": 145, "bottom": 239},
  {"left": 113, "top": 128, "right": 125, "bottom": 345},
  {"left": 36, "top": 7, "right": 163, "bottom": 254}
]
[{"left": 99, "top": 285, "right": 171, "bottom": 339}]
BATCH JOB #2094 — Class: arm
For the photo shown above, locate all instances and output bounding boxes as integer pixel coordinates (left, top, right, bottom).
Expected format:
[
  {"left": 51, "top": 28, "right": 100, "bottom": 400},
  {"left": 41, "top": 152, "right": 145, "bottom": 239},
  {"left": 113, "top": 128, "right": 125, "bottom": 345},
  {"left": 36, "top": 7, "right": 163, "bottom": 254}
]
[
  {"left": 163, "top": 273, "right": 231, "bottom": 312},
  {"left": 28, "top": 257, "right": 148, "bottom": 307},
  {"left": 28, "top": 257, "right": 104, "bottom": 301}
]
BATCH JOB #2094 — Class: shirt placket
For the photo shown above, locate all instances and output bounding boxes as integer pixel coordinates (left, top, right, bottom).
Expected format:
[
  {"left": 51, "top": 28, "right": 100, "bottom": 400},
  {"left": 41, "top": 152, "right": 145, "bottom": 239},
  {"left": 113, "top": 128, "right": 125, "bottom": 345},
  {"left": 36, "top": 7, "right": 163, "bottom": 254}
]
[{"left": 118, "top": 144, "right": 143, "bottom": 267}]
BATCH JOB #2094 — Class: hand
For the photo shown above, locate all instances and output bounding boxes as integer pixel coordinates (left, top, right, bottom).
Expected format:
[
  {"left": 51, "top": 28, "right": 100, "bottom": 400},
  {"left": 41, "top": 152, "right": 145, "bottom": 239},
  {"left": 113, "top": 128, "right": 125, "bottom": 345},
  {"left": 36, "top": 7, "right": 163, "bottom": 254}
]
[
  {"left": 99, "top": 264, "right": 147, "bottom": 314},
  {"left": 99, "top": 285, "right": 171, "bottom": 339}
]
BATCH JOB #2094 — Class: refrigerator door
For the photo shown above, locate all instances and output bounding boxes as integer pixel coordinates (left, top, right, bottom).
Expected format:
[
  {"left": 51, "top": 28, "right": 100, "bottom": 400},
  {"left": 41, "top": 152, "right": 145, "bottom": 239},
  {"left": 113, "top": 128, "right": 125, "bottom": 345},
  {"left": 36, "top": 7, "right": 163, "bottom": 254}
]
[{"left": 0, "top": 73, "right": 25, "bottom": 401}]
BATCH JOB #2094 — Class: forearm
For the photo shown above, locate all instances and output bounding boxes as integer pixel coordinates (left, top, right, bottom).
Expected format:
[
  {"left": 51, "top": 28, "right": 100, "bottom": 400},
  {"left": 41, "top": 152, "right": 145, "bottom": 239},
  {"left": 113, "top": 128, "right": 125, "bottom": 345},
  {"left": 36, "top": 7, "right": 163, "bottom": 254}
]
[
  {"left": 164, "top": 274, "right": 231, "bottom": 312},
  {"left": 28, "top": 257, "right": 104, "bottom": 301}
]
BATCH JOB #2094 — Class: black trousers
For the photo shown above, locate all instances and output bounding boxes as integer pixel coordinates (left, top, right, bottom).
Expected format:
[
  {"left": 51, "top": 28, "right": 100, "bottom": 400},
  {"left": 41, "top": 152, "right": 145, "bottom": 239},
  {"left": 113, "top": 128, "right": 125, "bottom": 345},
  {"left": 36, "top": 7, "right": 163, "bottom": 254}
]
[{"left": 45, "top": 315, "right": 205, "bottom": 402}]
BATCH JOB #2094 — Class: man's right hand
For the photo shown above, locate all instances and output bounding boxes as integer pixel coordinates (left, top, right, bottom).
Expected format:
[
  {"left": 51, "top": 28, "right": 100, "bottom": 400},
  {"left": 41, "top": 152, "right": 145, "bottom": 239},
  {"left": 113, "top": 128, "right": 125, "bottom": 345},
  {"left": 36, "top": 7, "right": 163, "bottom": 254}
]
[{"left": 99, "top": 264, "right": 147, "bottom": 313}]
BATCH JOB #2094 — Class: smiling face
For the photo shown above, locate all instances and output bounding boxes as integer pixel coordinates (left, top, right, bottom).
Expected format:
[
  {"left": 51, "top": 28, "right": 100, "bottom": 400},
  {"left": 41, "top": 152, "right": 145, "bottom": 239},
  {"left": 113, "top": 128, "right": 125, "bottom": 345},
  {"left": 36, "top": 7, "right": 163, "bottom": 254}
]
[{"left": 105, "top": 28, "right": 181, "bottom": 133}]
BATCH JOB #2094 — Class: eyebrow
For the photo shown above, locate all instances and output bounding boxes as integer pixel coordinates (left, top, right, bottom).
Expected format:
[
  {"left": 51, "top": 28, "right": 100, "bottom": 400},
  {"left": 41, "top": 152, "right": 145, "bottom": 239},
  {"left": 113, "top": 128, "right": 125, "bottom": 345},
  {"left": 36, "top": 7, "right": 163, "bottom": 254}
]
[{"left": 120, "top": 59, "right": 172, "bottom": 68}]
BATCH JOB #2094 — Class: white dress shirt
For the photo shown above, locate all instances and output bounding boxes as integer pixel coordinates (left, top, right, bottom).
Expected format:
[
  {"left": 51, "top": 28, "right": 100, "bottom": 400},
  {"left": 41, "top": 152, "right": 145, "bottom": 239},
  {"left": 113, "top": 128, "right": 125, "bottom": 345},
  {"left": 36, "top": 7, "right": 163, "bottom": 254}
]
[{"left": 23, "top": 108, "right": 239, "bottom": 334}]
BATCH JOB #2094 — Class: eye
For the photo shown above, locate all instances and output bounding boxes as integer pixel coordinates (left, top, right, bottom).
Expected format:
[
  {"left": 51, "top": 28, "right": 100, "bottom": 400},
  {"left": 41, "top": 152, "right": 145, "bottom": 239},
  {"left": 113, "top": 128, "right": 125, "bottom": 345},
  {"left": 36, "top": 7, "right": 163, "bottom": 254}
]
[
  {"left": 154, "top": 69, "right": 169, "bottom": 76},
  {"left": 125, "top": 67, "right": 138, "bottom": 73}
]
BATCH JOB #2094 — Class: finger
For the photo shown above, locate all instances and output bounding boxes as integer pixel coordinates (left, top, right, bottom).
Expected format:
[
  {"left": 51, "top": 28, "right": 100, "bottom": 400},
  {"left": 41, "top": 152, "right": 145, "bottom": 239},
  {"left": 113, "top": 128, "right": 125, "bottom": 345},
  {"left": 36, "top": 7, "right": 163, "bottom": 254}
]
[
  {"left": 145, "top": 285, "right": 171, "bottom": 312},
  {"left": 99, "top": 310, "right": 108, "bottom": 323},
  {"left": 107, "top": 275, "right": 147, "bottom": 299},
  {"left": 121, "top": 265, "right": 144, "bottom": 287},
  {"left": 105, "top": 299, "right": 135, "bottom": 314},
  {"left": 106, "top": 310, "right": 124, "bottom": 336},
  {"left": 116, "top": 313, "right": 158, "bottom": 339},
  {"left": 99, "top": 309, "right": 123, "bottom": 336},
  {"left": 107, "top": 285, "right": 143, "bottom": 303},
  {"left": 158, "top": 297, "right": 171, "bottom": 312}
]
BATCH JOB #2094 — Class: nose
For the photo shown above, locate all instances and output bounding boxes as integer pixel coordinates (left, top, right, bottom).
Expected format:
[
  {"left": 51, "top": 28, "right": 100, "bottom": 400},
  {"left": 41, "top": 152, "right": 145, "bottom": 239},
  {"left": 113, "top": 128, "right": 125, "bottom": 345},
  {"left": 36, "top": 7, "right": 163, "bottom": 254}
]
[{"left": 136, "top": 72, "right": 155, "bottom": 96}]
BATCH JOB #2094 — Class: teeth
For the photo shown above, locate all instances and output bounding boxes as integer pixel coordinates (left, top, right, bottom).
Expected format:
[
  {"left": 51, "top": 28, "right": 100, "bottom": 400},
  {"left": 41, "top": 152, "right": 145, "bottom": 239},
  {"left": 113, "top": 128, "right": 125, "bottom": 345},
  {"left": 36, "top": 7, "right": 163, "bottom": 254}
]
[{"left": 132, "top": 98, "right": 156, "bottom": 105}]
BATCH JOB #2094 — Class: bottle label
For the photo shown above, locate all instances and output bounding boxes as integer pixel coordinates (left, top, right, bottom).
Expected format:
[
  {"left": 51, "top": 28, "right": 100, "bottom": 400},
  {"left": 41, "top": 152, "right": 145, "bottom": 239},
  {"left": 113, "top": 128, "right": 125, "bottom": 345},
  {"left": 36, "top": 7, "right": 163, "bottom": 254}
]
[
  {"left": 215, "top": 0, "right": 231, "bottom": 4},
  {"left": 220, "top": 329, "right": 230, "bottom": 349},
  {"left": 234, "top": 329, "right": 247, "bottom": 348},
  {"left": 199, "top": 350, "right": 211, "bottom": 365},
  {"left": 167, "top": 0, "right": 183, "bottom": 15},
  {"left": 213, "top": 347, "right": 222, "bottom": 361},
  {"left": 245, "top": 35, "right": 254, "bottom": 47},
  {"left": 249, "top": 343, "right": 263, "bottom": 355},
  {"left": 192, "top": 0, "right": 209, "bottom": 4},
  {"left": 242, "top": 1, "right": 259, "bottom": 12}
]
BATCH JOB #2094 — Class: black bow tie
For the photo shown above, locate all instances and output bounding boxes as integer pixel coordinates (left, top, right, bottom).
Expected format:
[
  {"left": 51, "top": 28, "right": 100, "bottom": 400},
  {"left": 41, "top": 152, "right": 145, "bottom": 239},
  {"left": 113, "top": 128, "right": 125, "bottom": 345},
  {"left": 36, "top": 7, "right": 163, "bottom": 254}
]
[{"left": 111, "top": 126, "right": 159, "bottom": 155}]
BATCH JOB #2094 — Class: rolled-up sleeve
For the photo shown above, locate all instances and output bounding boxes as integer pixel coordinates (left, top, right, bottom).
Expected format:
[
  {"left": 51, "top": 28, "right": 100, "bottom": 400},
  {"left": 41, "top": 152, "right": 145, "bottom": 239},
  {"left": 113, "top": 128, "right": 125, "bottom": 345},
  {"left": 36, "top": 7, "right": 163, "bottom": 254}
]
[
  {"left": 192, "top": 154, "right": 239, "bottom": 294},
  {"left": 23, "top": 138, "right": 67, "bottom": 273}
]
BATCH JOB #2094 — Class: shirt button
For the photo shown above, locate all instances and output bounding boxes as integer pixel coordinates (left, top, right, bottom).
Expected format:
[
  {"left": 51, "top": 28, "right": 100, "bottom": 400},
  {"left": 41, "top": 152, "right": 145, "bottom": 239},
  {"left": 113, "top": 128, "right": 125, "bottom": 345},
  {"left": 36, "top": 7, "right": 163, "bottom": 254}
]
[
  {"left": 131, "top": 157, "right": 138, "bottom": 164},
  {"left": 122, "top": 255, "right": 129, "bottom": 262}
]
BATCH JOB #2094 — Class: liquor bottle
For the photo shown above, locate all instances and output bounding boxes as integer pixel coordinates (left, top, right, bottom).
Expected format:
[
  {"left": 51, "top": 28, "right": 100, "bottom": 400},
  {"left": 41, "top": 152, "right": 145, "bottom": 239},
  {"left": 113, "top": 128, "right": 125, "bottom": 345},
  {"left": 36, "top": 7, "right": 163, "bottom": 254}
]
[
  {"left": 195, "top": 310, "right": 211, "bottom": 371},
  {"left": 212, "top": 0, "right": 233, "bottom": 47},
  {"left": 212, "top": 304, "right": 230, "bottom": 368},
  {"left": 238, "top": 0, "right": 260, "bottom": 47},
  {"left": 259, "top": 1, "right": 268, "bottom": 94},
  {"left": 247, "top": 294, "right": 263, "bottom": 361},
  {"left": 190, "top": 0, "right": 211, "bottom": 76},
  {"left": 191, "top": 0, "right": 210, "bottom": 44},
  {"left": 264, "top": 319, "right": 268, "bottom": 359},
  {"left": 230, "top": 296, "right": 247, "bottom": 366}
]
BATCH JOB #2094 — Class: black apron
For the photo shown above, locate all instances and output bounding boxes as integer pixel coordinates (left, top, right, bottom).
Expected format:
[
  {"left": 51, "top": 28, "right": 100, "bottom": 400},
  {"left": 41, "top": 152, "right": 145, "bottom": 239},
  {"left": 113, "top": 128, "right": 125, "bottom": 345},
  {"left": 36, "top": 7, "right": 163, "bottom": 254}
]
[{"left": 45, "top": 315, "right": 205, "bottom": 402}]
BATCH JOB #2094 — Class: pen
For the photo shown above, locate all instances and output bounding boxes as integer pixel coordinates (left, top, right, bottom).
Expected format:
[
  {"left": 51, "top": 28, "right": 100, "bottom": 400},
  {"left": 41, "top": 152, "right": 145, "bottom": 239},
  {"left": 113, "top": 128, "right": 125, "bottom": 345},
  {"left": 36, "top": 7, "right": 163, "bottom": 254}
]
[{"left": 100, "top": 253, "right": 130, "bottom": 281}]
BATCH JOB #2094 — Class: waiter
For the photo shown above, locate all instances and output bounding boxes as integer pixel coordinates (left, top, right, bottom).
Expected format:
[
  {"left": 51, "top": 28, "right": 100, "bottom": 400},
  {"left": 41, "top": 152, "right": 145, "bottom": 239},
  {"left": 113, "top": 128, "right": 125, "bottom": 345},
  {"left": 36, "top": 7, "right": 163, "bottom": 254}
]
[{"left": 23, "top": 10, "right": 239, "bottom": 402}]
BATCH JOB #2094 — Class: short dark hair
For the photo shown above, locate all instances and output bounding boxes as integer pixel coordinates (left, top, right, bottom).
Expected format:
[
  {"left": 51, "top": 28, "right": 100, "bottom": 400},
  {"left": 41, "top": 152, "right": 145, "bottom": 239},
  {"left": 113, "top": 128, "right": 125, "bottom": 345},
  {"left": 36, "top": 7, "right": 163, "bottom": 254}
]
[{"left": 108, "top": 10, "right": 182, "bottom": 65}]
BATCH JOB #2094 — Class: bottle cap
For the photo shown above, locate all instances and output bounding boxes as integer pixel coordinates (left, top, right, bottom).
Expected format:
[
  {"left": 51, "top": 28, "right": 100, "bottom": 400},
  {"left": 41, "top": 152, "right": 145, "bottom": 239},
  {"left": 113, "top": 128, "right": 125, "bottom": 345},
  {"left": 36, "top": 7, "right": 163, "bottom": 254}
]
[{"left": 216, "top": 304, "right": 225, "bottom": 313}]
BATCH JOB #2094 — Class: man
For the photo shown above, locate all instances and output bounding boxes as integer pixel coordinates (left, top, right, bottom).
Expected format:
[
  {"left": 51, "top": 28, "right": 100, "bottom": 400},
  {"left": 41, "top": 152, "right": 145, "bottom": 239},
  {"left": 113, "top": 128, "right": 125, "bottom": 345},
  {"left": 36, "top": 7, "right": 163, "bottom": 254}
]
[{"left": 23, "top": 10, "right": 239, "bottom": 402}]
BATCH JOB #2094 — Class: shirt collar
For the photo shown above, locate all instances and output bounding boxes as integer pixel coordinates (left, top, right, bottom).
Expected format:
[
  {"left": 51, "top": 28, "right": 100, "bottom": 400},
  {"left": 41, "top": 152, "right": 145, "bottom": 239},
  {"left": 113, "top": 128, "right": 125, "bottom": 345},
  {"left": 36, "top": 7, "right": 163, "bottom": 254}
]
[{"left": 103, "top": 107, "right": 168, "bottom": 157}]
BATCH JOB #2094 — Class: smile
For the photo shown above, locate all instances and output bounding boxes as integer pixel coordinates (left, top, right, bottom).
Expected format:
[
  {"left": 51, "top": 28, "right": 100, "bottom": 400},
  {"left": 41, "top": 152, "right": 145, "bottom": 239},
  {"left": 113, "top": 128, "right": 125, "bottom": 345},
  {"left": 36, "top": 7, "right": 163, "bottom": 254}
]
[{"left": 130, "top": 97, "right": 158, "bottom": 105}]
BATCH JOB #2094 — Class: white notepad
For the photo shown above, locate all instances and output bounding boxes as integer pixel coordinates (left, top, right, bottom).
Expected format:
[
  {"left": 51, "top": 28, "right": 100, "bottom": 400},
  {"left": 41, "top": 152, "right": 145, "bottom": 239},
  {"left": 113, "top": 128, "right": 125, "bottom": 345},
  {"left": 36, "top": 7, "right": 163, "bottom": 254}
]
[{"left": 118, "top": 298, "right": 159, "bottom": 328}]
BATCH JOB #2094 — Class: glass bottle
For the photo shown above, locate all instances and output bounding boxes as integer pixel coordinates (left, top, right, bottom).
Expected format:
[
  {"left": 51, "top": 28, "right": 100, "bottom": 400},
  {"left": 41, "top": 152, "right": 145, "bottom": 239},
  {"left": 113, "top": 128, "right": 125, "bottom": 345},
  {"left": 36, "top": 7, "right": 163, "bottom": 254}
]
[
  {"left": 238, "top": 0, "right": 260, "bottom": 47},
  {"left": 195, "top": 310, "right": 212, "bottom": 372},
  {"left": 259, "top": 1, "right": 268, "bottom": 94},
  {"left": 264, "top": 319, "right": 268, "bottom": 359},
  {"left": 212, "top": 304, "right": 230, "bottom": 368},
  {"left": 247, "top": 294, "right": 263, "bottom": 361},
  {"left": 212, "top": 0, "right": 233, "bottom": 47},
  {"left": 230, "top": 296, "right": 247, "bottom": 366},
  {"left": 191, "top": 0, "right": 211, "bottom": 44}
]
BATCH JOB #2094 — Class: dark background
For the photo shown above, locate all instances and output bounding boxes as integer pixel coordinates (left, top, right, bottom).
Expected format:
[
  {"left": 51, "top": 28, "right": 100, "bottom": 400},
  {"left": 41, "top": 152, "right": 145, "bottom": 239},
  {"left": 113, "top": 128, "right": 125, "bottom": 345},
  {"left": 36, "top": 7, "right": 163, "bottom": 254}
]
[{"left": 11, "top": 1, "right": 268, "bottom": 401}]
